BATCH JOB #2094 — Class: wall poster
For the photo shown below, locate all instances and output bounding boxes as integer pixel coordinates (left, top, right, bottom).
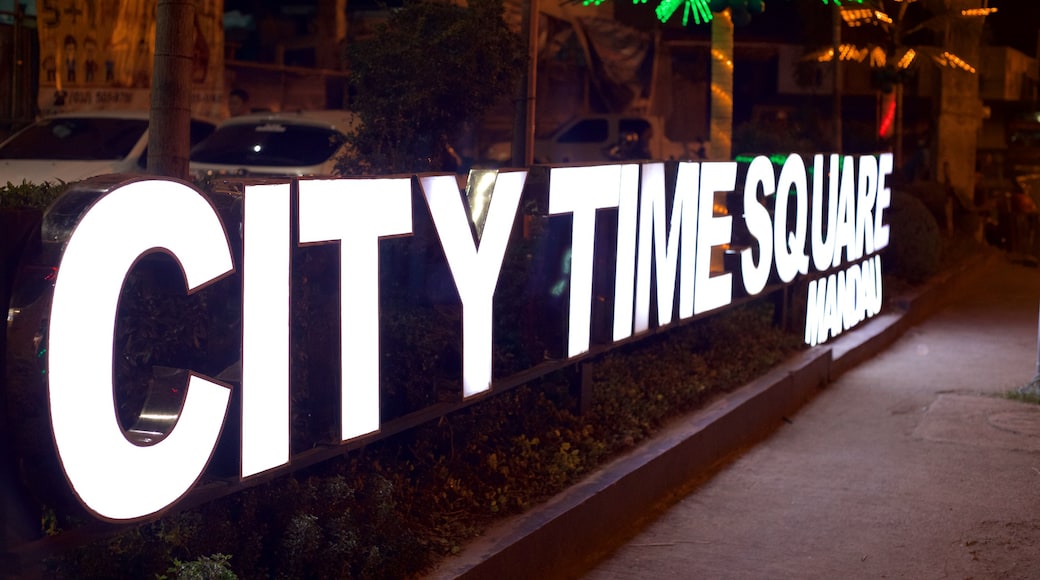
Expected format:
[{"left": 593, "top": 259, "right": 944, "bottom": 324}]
[{"left": 37, "top": 0, "right": 224, "bottom": 122}]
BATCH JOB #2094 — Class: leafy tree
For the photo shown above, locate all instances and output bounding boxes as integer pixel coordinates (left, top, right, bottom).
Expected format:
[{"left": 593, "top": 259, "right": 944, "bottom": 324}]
[{"left": 341, "top": 0, "right": 526, "bottom": 175}]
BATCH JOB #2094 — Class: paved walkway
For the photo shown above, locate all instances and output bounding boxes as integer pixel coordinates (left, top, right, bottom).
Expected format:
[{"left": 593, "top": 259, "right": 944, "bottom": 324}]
[{"left": 583, "top": 255, "right": 1040, "bottom": 579}]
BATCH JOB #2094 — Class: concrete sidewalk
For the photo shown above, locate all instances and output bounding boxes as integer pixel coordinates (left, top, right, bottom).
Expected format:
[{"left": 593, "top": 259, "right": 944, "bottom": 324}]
[
  {"left": 429, "top": 250, "right": 1040, "bottom": 580},
  {"left": 584, "top": 254, "right": 1040, "bottom": 579}
]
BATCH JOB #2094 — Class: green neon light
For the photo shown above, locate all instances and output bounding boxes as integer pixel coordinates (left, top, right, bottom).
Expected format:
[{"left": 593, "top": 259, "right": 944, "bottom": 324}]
[
  {"left": 655, "top": 0, "right": 683, "bottom": 23},
  {"left": 734, "top": 153, "right": 790, "bottom": 165},
  {"left": 820, "top": 0, "right": 864, "bottom": 5},
  {"left": 634, "top": 0, "right": 713, "bottom": 26},
  {"left": 682, "top": 0, "right": 713, "bottom": 25}
]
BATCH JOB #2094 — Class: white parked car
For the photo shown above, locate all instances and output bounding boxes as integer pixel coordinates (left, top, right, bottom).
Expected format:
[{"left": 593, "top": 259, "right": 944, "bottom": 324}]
[
  {"left": 483, "top": 113, "right": 697, "bottom": 165},
  {"left": 0, "top": 111, "right": 216, "bottom": 186},
  {"left": 189, "top": 110, "right": 359, "bottom": 178}
]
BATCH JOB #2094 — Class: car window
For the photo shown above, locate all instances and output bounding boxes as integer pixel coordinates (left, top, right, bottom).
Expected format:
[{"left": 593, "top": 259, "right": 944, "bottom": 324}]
[
  {"left": 137, "top": 120, "right": 217, "bottom": 169},
  {"left": 0, "top": 117, "right": 148, "bottom": 161},
  {"left": 556, "top": 119, "right": 609, "bottom": 144},
  {"left": 190, "top": 122, "right": 347, "bottom": 167},
  {"left": 190, "top": 120, "right": 217, "bottom": 145},
  {"left": 619, "top": 119, "right": 651, "bottom": 136}
]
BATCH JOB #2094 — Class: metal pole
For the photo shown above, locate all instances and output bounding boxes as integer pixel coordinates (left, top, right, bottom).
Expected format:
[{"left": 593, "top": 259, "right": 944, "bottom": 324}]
[
  {"left": 895, "top": 81, "right": 903, "bottom": 172},
  {"left": 1026, "top": 304, "right": 1040, "bottom": 393},
  {"left": 11, "top": 3, "right": 21, "bottom": 122},
  {"left": 512, "top": 0, "right": 538, "bottom": 167},
  {"left": 525, "top": 0, "right": 538, "bottom": 166},
  {"left": 832, "top": 3, "right": 842, "bottom": 154},
  {"left": 1035, "top": 304, "right": 1040, "bottom": 379}
]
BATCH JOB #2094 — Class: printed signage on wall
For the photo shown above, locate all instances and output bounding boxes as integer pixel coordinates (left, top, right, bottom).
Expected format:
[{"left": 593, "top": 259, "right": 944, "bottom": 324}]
[
  {"left": 18, "top": 153, "right": 891, "bottom": 522},
  {"left": 36, "top": 0, "right": 225, "bottom": 121}
]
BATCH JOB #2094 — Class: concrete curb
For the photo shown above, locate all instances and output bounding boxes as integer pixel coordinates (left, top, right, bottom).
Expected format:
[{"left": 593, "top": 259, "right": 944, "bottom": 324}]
[{"left": 426, "top": 250, "right": 997, "bottom": 580}]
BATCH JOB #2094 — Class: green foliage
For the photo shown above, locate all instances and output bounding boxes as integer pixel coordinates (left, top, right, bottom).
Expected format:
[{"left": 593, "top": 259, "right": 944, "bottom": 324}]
[
  {"left": 49, "top": 301, "right": 802, "bottom": 579},
  {"left": 732, "top": 116, "right": 818, "bottom": 159},
  {"left": 113, "top": 255, "right": 240, "bottom": 430},
  {"left": 341, "top": 0, "right": 525, "bottom": 174},
  {"left": 1005, "top": 387, "right": 1040, "bottom": 406},
  {"left": 591, "top": 302, "right": 802, "bottom": 447},
  {"left": 885, "top": 189, "right": 942, "bottom": 284},
  {"left": 164, "top": 554, "right": 237, "bottom": 580},
  {"left": 901, "top": 180, "right": 947, "bottom": 230},
  {"left": 0, "top": 179, "right": 67, "bottom": 209}
]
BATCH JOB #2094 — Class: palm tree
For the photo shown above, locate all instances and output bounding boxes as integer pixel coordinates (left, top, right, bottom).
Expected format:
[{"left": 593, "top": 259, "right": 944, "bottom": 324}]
[
  {"left": 808, "top": 0, "right": 995, "bottom": 170},
  {"left": 616, "top": 0, "right": 764, "bottom": 159},
  {"left": 631, "top": 0, "right": 764, "bottom": 159}
]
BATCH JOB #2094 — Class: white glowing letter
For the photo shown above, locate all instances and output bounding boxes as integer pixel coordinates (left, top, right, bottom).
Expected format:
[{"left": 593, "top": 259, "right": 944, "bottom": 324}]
[
  {"left": 856, "top": 155, "right": 878, "bottom": 256},
  {"left": 875, "top": 153, "right": 893, "bottom": 250},
  {"left": 549, "top": 165, "right": 623, "bottom": 357},
  {"left": 678, "top": 162, "right": 702, "bottom": 320},
  {"left": 867, "top": 254, "right": 884, "bottom": 316},
  {"left": 420, "top": 171, "right": 526, "bottom": 398},
  {"left": 833, "top": 155, "right": 858, "bottom": 266},
  {"left": 613, "top": 164, "right": 641, "bottom": 340},
  {"left": 298, "top": 178, "right": 412, "bottom": 441},
  {"left": 694, "top": 162, "right": 735, "bottom": 314},
  {"left": 48, "top": 180, "right": 234, "bottom": 520},
  {"left": 841, "top": 262, "right": 863, "bottom": 330},
  {"left": 774, "top": 154, "right": 810, "bottom": 283},
  {"left": 824, "top": 270, "right": 842, "bottom": 340},
  {"left": 811, "top": 154, "right": 839, "bottom": 273},
  {"left": 635, "top": 163, "right": 686, "bottom": 331},
  {"left": 804, "top": 277, "right": 826, "bottom": 346},
  {"left": 741, "top": 156, "right": 775, "bottom": 296},
  {"left": 241, "top": 183, "right": 292, "bottom": 478}
]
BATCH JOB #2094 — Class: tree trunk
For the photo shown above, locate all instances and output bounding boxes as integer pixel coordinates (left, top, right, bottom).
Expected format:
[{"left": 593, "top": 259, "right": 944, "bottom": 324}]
[
  {"left": 149, "top": 0, "right": 196, "bottom": 179},
  {"left": 709, "top": 9, "right": 733, "bottom": 160}
]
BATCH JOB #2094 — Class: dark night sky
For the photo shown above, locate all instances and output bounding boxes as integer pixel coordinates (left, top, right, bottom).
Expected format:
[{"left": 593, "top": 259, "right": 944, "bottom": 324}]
[
  {"left": 986, "top": 0, "right": 1039, "bottom": 56},
  {"left": 738, "top": 1, "right": 1038, "bottom": 54}
]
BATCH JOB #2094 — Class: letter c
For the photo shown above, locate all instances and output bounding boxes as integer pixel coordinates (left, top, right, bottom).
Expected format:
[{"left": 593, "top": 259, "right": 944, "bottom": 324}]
[{"left": 48, "top": 180, "right": 234, "bottom": 521}]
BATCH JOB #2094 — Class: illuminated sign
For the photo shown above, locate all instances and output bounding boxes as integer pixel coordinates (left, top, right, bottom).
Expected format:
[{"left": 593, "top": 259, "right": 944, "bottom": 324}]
[
  {"left": 35, "top": 153, "right": 891, "bottom": 520},
  {"left": 48, "top": 180, "right": 234, "bottom": 521}
]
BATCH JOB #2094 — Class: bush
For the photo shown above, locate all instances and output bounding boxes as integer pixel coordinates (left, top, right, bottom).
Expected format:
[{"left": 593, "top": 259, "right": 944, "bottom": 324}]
[
  {"left": 342, "top": 0, "right": 525, "bottom": 174},
  {"left": 884, "top": 190, "right": 942, "bottom": 284},
  {"left": 163, "top": 554, "right": 237, "bottom": 580},
  {"left": 901, "top": 180, "right": 947, "bottom": 231},
  {"left": 0, "top": 180, "right": 68, "bottom": 210},
  {"left": 731, "top": 113, "right": 817, "bottom": 159},
  {"left": 47, "top": 303, "right": 803, "bottom": 579}
]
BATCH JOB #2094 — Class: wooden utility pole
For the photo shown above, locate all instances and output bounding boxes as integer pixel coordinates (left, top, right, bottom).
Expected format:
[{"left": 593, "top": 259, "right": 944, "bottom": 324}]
[{"left": 149, "top": 0, "right": 196, "bottom": 179}]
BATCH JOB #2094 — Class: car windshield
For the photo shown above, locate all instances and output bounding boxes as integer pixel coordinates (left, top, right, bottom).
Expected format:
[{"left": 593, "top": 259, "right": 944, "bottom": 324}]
[
  {"left": 190, "top": 122, "right": 347, "bottom": 167},
  {"left": 0, "top": 117, "right": 148, "bottom": 161}
]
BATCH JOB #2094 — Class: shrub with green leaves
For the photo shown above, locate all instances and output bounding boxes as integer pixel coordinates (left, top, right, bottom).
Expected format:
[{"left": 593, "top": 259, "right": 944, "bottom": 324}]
[
  {"left": 49, "top": 302, "right": 803, "bottom": 579},
  {"left": 0, "top": 179, "right": 68, "bottom": 210},
  {"left": 341, "top": 0, "right": 525, "bottom": 175},
  {"left": 163, "top": 554, "right": 237, "bottom": 580},
  {"left": 885, "top": 190, "right": 942, "bottom": 284}
]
